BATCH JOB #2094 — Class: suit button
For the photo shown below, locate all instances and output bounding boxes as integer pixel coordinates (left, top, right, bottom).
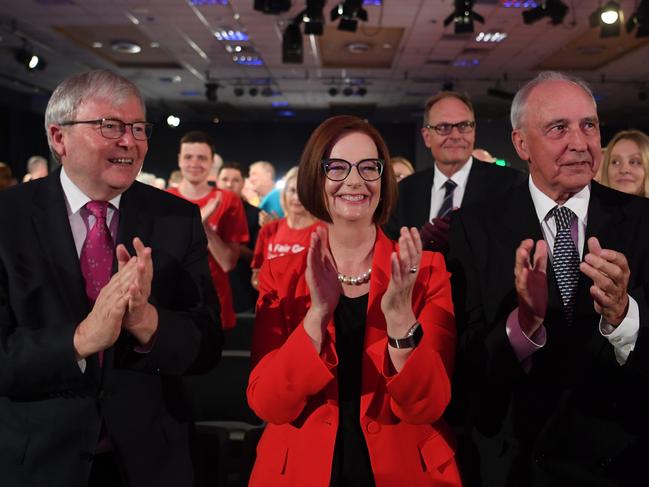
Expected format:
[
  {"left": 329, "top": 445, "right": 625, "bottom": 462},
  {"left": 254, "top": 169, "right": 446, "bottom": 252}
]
[
  {"left": 366, "top": 421, "right": 381, "bottom": 434},
  {"left": 600, "top": 457, "right": 612, "bottom": 469},
  {"left": 534, "top": 452, "right": 545, "bottom": 464}
]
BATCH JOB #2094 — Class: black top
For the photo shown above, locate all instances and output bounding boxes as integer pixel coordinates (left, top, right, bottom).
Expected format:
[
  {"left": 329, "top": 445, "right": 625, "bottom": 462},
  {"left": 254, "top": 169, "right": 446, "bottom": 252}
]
[{"left": 330, "top": 293, "right": 375, "bottom": 487}]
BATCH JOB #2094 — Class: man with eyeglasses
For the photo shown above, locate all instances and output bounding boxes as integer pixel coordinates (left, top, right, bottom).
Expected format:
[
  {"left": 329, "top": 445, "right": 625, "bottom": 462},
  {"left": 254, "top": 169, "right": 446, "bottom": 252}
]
[
  {"left": 0, "top": 70, "right": 221, "bottom": 487},
  {"left": 386, "top": 91, "right": 526, "bottom": 253}
]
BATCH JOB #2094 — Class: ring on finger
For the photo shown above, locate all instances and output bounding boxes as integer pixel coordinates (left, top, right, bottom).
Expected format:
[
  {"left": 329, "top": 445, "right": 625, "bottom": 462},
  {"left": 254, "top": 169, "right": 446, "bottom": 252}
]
[{"left": 409, "top": 265, "right": 418, "bottom": 274}]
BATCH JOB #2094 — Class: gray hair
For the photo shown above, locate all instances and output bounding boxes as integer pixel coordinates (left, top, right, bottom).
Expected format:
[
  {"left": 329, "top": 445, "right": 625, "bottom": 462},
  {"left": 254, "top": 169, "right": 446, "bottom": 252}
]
[
  {"left": 510, "top": 71, "right": 596, "bottom": 129},
  {"left": 44, "top": 69, "right": 145, "bottom": 162},
  {"left": 26, "top": 155, "right": 48, "bottom": 172}
]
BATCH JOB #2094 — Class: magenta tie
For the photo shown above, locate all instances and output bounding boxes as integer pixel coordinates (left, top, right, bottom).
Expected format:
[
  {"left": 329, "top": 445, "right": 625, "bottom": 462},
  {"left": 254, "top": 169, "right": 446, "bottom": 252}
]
[{"left": 80, "top": 201, "right": 114, "bottom": 302}]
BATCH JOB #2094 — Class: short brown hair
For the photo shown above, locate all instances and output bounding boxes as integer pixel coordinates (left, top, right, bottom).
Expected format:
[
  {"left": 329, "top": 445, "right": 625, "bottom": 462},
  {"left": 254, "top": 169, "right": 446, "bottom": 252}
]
[
  {"left": 423, "top": 91, "right": 475, "bottom": 126},
  {"left": 297, "top": 115, "right": 397, "bottom": 225},
  {"left": 179, "top": 131, "right": 215, "bottom": 157}
]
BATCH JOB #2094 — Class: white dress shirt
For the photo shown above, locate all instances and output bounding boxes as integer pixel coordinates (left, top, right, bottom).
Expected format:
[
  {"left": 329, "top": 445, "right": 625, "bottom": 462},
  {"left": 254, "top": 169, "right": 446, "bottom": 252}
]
[
  {"left": 506, "top": 177, "right": 639, "bottom": 366},
  {"left": 428, "top": 157, "right": 473, "bottom": 221}
]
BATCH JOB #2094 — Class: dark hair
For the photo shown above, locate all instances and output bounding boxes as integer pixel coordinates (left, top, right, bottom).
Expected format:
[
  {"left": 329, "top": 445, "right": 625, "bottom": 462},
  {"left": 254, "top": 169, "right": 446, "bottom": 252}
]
[
  {"left": 179, "top": 131, "right": 215, "bottom": 156},
  {"left": 218, "top": 160, "right": 246, "bottom": 177},
  {"left": 423, "top": 91, "right": 475, "bottom": 126},
  {"left": 297, "top": 115, "right": 397, "bottom": 225}
]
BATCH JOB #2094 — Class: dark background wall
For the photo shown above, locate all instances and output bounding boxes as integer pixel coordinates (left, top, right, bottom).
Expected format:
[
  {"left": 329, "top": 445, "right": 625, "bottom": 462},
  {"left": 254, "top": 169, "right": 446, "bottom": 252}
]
[{"left": 2, "top": 87, "right": 649, "bottom": 182}]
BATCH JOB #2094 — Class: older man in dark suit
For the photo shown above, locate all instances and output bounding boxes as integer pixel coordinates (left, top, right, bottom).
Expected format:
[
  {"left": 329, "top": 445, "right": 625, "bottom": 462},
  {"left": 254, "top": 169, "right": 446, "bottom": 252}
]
[
  {"left": 0, "top": 70, "right": 222, "bottom": 487},
  {"left": 385, "top": 91, "right": 526, "bottom": 251},
  {"left": 448, "top": 71, "right": 649, "bottom": 486}
]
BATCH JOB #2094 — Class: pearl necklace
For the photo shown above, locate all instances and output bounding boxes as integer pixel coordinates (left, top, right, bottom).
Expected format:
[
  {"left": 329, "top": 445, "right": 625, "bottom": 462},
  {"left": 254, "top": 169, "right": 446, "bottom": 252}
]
[{"left": 337, "top": 268, "right": 372, "bottom": 286}]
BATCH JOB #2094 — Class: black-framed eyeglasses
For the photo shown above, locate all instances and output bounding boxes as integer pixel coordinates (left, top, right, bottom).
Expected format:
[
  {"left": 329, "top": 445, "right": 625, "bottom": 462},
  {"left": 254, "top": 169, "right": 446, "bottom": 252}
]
[
  {"left": 424, "top": 120, "right": 475, "bottom": 136},
  {"left": 60, "top": 118, "right": 153, "bottom": 141},
  {"left": 322, "top": 158, "right": 384, "bottom": 182}
]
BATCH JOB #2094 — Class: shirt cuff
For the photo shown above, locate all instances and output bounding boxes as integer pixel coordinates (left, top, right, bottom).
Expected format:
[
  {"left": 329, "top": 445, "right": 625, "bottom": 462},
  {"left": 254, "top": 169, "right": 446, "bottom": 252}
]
[
  {"left": 600, "top": 295, "right": 639, "bottom": 365},
  {"left": 506, "top": 308, "right": 546, "bottom": 362}
]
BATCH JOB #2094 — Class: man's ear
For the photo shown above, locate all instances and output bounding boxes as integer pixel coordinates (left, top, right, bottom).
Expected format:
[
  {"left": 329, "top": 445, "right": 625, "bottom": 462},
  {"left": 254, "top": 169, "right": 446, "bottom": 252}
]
[
  {"left": 49, "top": 125, "right": 66, "bottom": 159},
  {"left": 421, "top": 127, "right": 432, "bottom": 149},
  {"left": 511, "top": 129, "right": 530, "bottom": 162}
]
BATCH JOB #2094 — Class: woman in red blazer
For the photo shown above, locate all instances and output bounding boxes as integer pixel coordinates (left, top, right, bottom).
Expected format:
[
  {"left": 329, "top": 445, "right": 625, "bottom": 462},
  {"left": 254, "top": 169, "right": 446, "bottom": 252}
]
[{"left": 247, "top": 116, "right": 461, "bottom": 486}]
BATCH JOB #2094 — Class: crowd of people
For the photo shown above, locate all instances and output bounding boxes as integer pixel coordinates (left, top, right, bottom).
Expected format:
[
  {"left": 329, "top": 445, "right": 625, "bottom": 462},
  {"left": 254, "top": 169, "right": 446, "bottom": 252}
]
[{"left": 1, "top": 67, "right": 649, "bottom": 487}]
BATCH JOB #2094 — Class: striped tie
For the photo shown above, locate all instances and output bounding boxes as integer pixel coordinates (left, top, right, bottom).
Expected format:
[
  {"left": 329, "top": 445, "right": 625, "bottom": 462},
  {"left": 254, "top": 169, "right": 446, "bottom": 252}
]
[
  {"left": 437, "top": 179, "right": 457, "bottom": 218},
  {"left": 551, "top": 206, "right": 580, "bottom": 323}
]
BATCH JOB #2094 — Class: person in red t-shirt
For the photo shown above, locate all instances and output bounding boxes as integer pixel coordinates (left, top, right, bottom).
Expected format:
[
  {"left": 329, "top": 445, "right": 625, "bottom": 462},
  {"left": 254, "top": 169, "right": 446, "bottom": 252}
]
[
  {"left": 168, "top": 131, "right": 249, "bottom": 329},
  {"left": 251, "top": 166, "right": 321, "bottom": 289}
]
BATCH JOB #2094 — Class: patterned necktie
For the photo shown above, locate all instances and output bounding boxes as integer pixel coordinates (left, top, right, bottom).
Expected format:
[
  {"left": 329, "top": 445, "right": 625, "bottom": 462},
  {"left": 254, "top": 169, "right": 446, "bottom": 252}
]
[
  {"left": 551, "top": 206, "right": 580, "bottom": 323},
  {"left": 80, "top": 201, "right": 114, "bottom": 303},
  {"left": 437, "top": 179, "right": 457, "bottom": 218}
]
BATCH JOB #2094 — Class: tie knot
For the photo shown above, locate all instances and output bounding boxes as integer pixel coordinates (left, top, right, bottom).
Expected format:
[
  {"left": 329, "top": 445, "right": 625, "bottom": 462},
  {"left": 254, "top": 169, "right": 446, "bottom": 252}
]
[
  {"left": 85, "top": 201, "right": 109, "bottom": 220},
  {"left": 443, "top": 179, "right": 457, "bottom": 192},
  {"left": 552, "top": 206, "right": 575, "bottom": 231}
]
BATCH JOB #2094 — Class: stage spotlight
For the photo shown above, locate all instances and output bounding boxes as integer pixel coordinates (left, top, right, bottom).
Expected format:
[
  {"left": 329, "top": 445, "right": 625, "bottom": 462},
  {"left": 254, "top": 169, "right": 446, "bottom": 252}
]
[
  {"left": 166, "top": 115, "right": 180, "bottom": 128},
  {"left": 590, "top": 1, "right": 623, "bottom": 37},
  {"left": 14, "top": 46, "right": 46, "bottom": 71},
  {"left": 626, "top": 0, "right": 649, "bottom": 38},
  {"left": 443, "top": 0, "right": 485, "bottom": 34},
  {"left": 330, "top": 0, "right": 368, "bottom": 32},
  {"left": 328, "top": 87, "right": 339, "bottom": 96},
  {"left": 356, "top": 86, "right": 367, "bottom": 96},
  {"left": 253, "top": 0, "right": 291, "bottom": 14},
  {"left": 522, "top": 0, "right": 569, "bottom": 26},
  {"left": 205, "top": 82, "right": 219, "bottom": 102},
  {"left": 282, "top": 22, "right": 303, "bottom": 64},
  {"left": 261, "top": 86, "right": 274, "bottom": 97},
  {"left": 249, "top": 87, "right": 259, "bottom": 96},
  {"left": 302, "top": 0, "right": 325, "bottom": 35},
  {"left": 342, "top": 86, "right": 354, "bottom": 96},
  {"left": 233, "top": 87, "right": 245, "bottom": 97}
]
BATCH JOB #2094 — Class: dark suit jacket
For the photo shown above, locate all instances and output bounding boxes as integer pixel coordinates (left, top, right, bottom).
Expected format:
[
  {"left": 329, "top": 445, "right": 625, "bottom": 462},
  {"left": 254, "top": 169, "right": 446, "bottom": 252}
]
[
  {"left": 229, "top": 199, "right": 260, "bottom": 313},
  {"left": 447, "top": 181, "right": 649, "bottom": 487},
  {"left": 385, "top": 159, "right": 526, "bottom": 240},
  {"left": 0, "top": 170, "right": 222, "bottom": 487}
]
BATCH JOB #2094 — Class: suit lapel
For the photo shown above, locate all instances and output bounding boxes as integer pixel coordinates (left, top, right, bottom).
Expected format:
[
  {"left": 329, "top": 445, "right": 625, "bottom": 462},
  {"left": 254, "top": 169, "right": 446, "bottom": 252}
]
[
  {"left": 462, "top": 159, "right": 488, "bottom": 207},
  {"left": 32, "top": 172, "right": 90, "bottom": 321},
  {"left": 412, "top": 168, "right": 435, "bottom": 225}
]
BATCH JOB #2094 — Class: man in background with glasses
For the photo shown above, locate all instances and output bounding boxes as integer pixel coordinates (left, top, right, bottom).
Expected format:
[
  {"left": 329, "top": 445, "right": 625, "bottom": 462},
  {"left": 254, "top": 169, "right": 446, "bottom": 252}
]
[
  {"left": 386, "top": 91, "right": 526, "bottom": 253},
  {"left": 0, "top": 69, "right": 221, "bottom": 487}
]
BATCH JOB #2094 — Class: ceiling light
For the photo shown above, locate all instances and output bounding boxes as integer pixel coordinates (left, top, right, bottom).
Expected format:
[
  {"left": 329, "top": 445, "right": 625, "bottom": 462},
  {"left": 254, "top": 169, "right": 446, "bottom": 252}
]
[
  {"left": 166, "top": 115, "right": 180, "bottom": 127},
  {"left": 214, "top": 29, "right": 249, "bottom": 41},
  {"left": 476, "top": 31, "right": 508, "bottom": 42},
  {"left": 111, "top": 40, "right": 142, "bottom": 54},
  {"left": 444, "top": 0, "right": 485, "bottom": 34},
  {"left": 590, "top": 1, "right": 623, "bottom": 37},
  {"left": 282, "top": 22, "right": 303, "bottom": 64},
  {"left": 356, "top": 87, "right": 367, "bottom": 96},
  {"left": 253, "top": 0, "right": 291, "bottom": 14},
  {"left": 522, "top": 0, "right": 568, "bottom": 25},
  {"left": 330, "top": 0, "right": 368, "bottom": 32},
  {"left": 626, "top": 0, "right": 649, "bottom": 37},
  {"left": 342, "top": 86, "right": 354, "bottom": 96},
  {"left": 249, "top": 87, "right": 259, "bottom": 96},
  {"left": 14, "top": 44, "right": 46, "bottom": 71},
  {"left": 301, "top": 0, "right": 325, "bottom": 35},
  {"left": 234, "top": 87, "right": 245, "bottom": 96},
  {"left": 328, "top": 87, "right": 339, "bottom": 96}
]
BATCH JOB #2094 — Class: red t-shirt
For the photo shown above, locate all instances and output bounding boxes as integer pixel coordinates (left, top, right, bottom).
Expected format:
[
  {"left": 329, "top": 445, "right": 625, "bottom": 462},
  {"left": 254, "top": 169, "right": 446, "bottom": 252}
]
[
  {"left": 168, "top": 187, "right": 249, "bottom": 330},
  {"left": 252, "top": 219, "right": 321, "bottom": 269}
]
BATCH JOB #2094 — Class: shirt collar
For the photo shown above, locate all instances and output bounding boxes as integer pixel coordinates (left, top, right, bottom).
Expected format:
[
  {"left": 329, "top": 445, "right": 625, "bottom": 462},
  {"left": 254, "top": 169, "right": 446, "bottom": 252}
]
[
  {"left": 433, "top": 156, "right": 473, "bottom": 190},
  {"left": 60, "top": 166, "right": 122, "bottom": 214},
  {"left": 529, "top": 177, "right": 590, "bottom": 225}
]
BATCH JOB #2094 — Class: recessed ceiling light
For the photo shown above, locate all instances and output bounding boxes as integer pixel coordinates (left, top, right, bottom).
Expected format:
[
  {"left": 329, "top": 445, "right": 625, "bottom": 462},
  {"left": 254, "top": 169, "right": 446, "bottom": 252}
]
[
  {"left": 111, "top": 40, "right": 142, "bottom": 54},
  {"left": 150, "top": 41, "right": 160, "bottom": 48},
  {"left": 92, "top": 41, "right": 103, "bottom": 48}
]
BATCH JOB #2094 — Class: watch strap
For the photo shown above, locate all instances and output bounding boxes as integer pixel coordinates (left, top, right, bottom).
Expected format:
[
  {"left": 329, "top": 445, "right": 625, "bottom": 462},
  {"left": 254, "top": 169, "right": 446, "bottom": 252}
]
[{"left": 388, "top": 322, "right": 423, "bottom": 349}]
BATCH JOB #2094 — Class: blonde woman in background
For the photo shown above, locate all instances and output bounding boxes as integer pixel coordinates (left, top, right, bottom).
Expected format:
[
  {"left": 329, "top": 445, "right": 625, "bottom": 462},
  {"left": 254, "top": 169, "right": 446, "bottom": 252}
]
[
  {"left": 601, "top": 129, "right": 649, "bottom": 197},
  {"left": 390, "top": 156, "right": 415, "bottom": 182},
  {"left": 250, "top": 166, "right": 321, "bottom": 288}
]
